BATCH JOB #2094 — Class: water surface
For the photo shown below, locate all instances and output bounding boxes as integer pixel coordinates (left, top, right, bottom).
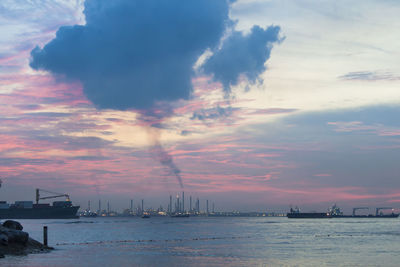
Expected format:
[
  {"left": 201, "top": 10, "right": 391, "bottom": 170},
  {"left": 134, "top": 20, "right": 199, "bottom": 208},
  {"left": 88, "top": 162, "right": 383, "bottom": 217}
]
[{"left": 2, "top": 217, "right": 400, "bottom": 266}]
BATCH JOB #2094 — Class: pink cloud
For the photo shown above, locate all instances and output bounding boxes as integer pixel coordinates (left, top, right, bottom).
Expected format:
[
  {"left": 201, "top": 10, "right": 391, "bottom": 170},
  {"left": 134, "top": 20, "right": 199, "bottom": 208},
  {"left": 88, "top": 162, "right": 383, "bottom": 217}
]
[
  {"left": 328, "top": 121, "right": 400, "bottom": 139},
  {"left": 379, "top": 130, "right": 400, "bottom": 136},
  {"left": 246, "top": 108, "right": 298, "bottom": 116}
]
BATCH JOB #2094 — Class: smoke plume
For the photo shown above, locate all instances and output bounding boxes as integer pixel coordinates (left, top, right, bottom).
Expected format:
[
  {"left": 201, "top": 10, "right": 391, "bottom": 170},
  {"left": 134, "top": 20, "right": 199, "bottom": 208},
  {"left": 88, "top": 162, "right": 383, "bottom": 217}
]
[
  {"left": 141, "top": 107, "right": 183, "bottom": 188},
  {"left": 152, "top": 141, "right": 183, "bottom": 188}
]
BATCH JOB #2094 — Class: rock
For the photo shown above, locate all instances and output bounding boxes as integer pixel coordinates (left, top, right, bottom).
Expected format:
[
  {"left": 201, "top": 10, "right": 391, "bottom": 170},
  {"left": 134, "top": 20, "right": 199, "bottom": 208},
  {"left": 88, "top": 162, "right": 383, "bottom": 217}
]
[
  {"left": 0, "top": 234, "right": 8, "bottom": 246},
  {"left": 26, "top": 237, "right": 49, "bottom": 251},
  {"left": 2, "top": 220, "right": 23, "bottom": 231},
  {"left": 2, "top": 228, "right": 29, "bottom": 245},
  {"left": 0, "top": 221, "right": 52, "bottom": 258}
]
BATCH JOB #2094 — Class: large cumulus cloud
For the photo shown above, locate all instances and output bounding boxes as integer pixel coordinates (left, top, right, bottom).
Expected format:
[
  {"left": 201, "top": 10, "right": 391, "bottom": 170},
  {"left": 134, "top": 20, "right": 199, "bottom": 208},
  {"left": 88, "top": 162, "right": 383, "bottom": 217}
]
[
  {"left": 203, "top": 25, "right": 282, "bottom": 91},
  {"left": 30, "top": 0, "right": 282, "bottom": 111},
  {"left": 30, "top": 0, "right": 230, "bottom": 110}
]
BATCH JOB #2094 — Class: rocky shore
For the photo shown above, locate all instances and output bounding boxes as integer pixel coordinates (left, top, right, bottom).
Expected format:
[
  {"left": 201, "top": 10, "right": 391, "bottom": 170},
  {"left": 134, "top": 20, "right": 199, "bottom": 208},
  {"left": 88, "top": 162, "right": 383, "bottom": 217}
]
[{"left": 0, "top": 220, "right": 52, "bottom": 258}]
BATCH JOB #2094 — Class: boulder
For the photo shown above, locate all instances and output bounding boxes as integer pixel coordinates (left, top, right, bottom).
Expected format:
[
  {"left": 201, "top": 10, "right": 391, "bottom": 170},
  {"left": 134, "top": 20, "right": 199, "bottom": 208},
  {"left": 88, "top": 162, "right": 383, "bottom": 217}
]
[
  {"left": 0, "top": 221, "right": 52, "bottom": 257},
  {"left": 1, "top": 228, "right": 29, "bottom": 244},
  {"left": 2, "top": 220, "right": 23, "bottom": 231},
  {"left": 0, "top": 234, "right": 8, "bottom": 246}
]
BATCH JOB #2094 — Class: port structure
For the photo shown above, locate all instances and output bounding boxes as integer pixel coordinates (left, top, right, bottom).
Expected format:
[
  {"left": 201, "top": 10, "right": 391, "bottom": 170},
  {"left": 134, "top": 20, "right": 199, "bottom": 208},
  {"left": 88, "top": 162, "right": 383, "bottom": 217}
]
[
  {"left": 36, "top": 188, "right": 70, "bottom": 204},
  {"left": 352, "top": 207, "right": 369, "bottom": 216},
  {"left": 376, "top": 207, "right": 393, "bottom": 216}
]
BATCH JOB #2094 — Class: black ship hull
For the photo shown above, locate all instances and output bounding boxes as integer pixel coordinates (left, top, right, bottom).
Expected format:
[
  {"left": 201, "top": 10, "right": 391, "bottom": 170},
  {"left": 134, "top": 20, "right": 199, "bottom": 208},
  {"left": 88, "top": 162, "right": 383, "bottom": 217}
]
[
  {"left": 287, "top": 212, "right": 330, "bottom": 218},
  {"left": 0, "top": 206, "right": 80, "bottom": 219},
  {"left": 287, "top": 213, "right": 399, "bottom": 219},
  {"left": 333, "top": 214, "right": 399, "bottom": 218}
]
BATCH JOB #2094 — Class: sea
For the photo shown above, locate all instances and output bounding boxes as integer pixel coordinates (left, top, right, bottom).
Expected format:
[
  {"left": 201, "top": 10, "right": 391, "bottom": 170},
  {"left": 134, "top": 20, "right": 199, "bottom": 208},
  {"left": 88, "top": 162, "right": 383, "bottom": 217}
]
[{"left": 2, "top": 216, "right": 400, "bottom": 266}]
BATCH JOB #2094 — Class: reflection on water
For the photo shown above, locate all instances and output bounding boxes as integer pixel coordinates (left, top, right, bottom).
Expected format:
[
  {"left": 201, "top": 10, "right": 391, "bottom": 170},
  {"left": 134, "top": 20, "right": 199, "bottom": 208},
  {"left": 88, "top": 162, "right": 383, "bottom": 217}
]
[{"left": 2, "top": 217, "right": 400, "bottom": 266}]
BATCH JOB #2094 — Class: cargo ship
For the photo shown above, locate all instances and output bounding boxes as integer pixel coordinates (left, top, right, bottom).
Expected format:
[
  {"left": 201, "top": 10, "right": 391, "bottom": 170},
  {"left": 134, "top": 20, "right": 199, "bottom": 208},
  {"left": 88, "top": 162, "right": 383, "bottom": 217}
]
[
  {"left": 287, "top": 205, "right": 399, "bottom": 219},
  {"left": 0, "top": 188, "right": 80, "bottom": 219},
  {"left": 287, "top": 206, "right": 330, "bottom": 218},
  {"left": 328, "top": 204, "right": 399, "bottom": 218}
]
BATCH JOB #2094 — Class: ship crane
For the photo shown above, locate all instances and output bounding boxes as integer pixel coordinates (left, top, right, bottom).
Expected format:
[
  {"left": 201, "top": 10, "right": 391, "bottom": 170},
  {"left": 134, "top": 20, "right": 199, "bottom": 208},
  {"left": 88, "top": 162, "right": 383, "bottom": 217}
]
[
  {"left": 352, "top": 207, "right": 369, "bottom": 216},
  {"left": 36, "top": 188, "right": 70, "bottom": 204},
  {"left": 376, "top": 207, "right": 394, "bottom": 216}
]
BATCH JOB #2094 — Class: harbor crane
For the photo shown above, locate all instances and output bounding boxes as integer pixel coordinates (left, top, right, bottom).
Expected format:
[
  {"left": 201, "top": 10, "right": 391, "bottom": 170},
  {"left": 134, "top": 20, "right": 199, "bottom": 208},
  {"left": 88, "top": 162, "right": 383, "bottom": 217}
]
[
  {"left": 352, "top": 207, "right": 369, "bottom": 216},
  {"left": 36, "top": 188, "right": 70, "bottom": 204},
  {"left": 376, "top": 207, "right": 394, "bottom": 216}
]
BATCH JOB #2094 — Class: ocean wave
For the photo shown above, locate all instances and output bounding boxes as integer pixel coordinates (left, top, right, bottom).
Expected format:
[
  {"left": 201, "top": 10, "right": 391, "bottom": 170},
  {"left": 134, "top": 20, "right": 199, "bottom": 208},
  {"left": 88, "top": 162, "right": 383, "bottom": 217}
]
[{"left": 56, "top": 235, "right": 253, "bottom": 246}]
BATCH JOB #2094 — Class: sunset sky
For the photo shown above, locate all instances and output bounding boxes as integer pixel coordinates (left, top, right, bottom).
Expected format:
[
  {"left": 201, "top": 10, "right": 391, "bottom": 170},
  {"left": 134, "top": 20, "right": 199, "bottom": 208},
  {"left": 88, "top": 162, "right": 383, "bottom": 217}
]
[{"left": 1, "top": 0, "right": 400, "bottom": 212}]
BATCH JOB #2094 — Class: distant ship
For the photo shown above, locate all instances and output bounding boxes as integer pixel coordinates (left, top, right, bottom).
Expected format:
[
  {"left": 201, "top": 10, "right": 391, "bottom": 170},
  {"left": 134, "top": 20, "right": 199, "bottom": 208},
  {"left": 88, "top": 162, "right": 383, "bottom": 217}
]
[
  {"left": 287, "top": 205, "right": 399, "bottom": 219},
  {"left": 329, "top": 204, "right": 399, "bottom": 218},
  {"left": 287, "top": 206, "right": 330, "bottom": 218},
  {"left": 79, "top": 201, "right": 97, "bottom": 217},
  {"left": 79, "top": 210, "right": 97, "bottom": 218},
  {"left": 0, "top": 187, "right": 79, "bottom": 219}
]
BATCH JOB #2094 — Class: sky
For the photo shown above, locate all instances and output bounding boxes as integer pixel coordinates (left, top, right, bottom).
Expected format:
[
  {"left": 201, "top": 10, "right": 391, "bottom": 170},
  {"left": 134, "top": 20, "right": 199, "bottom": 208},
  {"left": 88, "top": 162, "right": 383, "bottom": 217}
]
[{"left": 1, "top": 0, "right": 400, "bottom": 213}]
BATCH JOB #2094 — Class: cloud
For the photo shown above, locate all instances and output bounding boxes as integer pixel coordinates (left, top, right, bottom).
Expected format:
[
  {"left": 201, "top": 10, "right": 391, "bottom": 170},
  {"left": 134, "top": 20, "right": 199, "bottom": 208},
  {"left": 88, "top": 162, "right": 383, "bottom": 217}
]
[
  {"left": 180, "top": 130, "right": 192, "bottom": 136},
  {"left": 0, "top": 157, "right": 64, "bottom": 166},
  {"left": 247, "top": 108, "right": 298, "bottom": 116},
  {"left": 23, "top": 112, "right": 72, "bottom": 118},
  {"left": 284, "top": 105, "right": 400, "bottom": 128},
  {"left": 30, "top": 0, "right": 232, "bottom": 110},
  {"left": 28, "top": 0, "right": 283, "bottom": 189},
  {"left": 327, "top": 121, "right": 376, "bottom": 133},
  {"left": 338, "top": 71, "right": 400, "bottom": 81},
  {"left": 191, "top": 106, "right": 236, "bottom": 121},
  {"left": 203, "top": 25, "right": 282, "bottom": 92},
  {"left": 70, "top": 155, "right": 111, "bottom": 161},
  {"left": 30, "top": 0, "right": 281, "bottom": 111}
]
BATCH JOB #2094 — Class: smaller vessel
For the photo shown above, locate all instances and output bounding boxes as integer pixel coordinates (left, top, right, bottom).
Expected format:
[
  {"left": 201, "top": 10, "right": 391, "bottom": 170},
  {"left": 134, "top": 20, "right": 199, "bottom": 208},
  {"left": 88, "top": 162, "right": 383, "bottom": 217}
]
[
  {"left": 80, "top": 210, "right": 97, "bottom": 217},
  {"left": 141, "top": 213, "right": 150, "bottom": 218},
  {"left": 79, "top": 201, "right": 97, "bottom": 217}
]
